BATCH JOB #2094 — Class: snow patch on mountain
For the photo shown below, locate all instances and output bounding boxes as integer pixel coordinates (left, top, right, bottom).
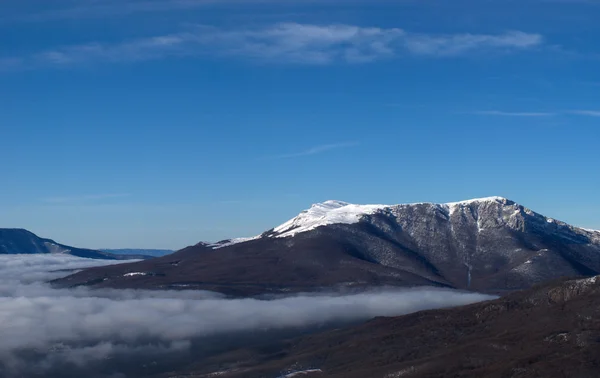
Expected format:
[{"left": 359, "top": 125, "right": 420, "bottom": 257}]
[
  {"left": 280, "top": 369, "right": 323, "bottom": 377},
  {"left": 208, "top": 236, "right": 261, "bottom": 249},
  {"left": 445, "top": 196, "right": 508, "bottom": 207},
  {"left": 444, "top": 196, "right": 508, "bottom": 215},
  {"left": 123, "top": 272, "right": 148, "bottom": 277},
  {"left": 579, "top": 276, "right": 598, "bottom": 285},
  {"left": 43, "top": 242, "right": 71, "bottom": 254},
  {"left": 271, "top": 200, "right": 387, "bottom": 238}
]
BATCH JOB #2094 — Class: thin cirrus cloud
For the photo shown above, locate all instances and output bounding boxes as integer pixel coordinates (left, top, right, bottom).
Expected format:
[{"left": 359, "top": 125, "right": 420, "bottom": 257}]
[
  {"left": 472, "top": 110, "right": 556, "bottom": 117},
  {"left": 268, "top": 142, "right": 359, "bottom": 160},
  {"left": 42, "top": 193, "right": 132, "bottom": 204},
  {"left": 1, "top": 23, "right": 545, "bottom": 69},
  {"left": 473, "top": 110, "right": 600, "bottom": 117},
  {"left": 568, "top": 110, "right": 600, "bottom": 117}
]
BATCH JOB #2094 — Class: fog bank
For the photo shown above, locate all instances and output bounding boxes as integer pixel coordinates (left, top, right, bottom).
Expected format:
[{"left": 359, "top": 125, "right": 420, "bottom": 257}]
[{"left": 0, "top": 254, "right": 496, "bottom": 377}]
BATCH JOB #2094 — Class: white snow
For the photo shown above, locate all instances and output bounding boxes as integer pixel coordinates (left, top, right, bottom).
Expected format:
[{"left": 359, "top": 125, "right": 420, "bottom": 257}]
[
  {"left": 580, "top": 276, "right": 598, "bottom": 285},
  {"left": 211, "top": 196, "right": 596, "bottom": 243},
  {"left": 385, "top": 367, "right": 418, "bottom": 377},
  {"left": 568, "top": 275, "right": 600, "bottom": 292},
  {"left": 123, "top": 272, "right": 147, "bottom": 277},
  {"left": 272, "top": 197, "right": 509, "bottom": 238},
  {"left": 211, "top": 197, "right": 511, "bottom": 242},
  {"left": 206, "top": 370, "right": 235, "bottom": 377},
  {"left": 272, "top": 200, "right": 387, "bottom": 238},
  {"left": 583, "top": 228, "right": 600, "bottom": 234},
  {"left": 208, "top": 236, "right": 260, "bottom": 249},
  {"left": 445, "top": 196, "right": 508, "bottom": 216},
  {"left": 444, "top": 196, "right": 507, "bottom": 207},
  {"left": 44, "top": 242, "right": 70, "bottom": 254},
  {"left": 280, "top": 369, "right": 323, "bottom": 377}
]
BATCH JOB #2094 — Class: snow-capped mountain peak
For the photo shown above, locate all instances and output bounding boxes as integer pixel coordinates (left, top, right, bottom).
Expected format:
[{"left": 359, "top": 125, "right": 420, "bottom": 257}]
[
  {"left": 207, "top": 200, "right": 386, "bottom": 248},
  {"left": 445, "top": 196, "right": 510, "bottom": 207},
  {"left": 271, "top": 197, "right": 517, "bottom": 239},
  {"left": 212, "top": 197, "right": 518, "bottom": 247},
  {"left": 271, "top": 200, "right": 388, "bottom": 238},
  {"left": 314, "top": 200, "right": 351, "bottom": 209},
  {"left": 208, "top": 196, "right": 597, "bottom": 249},
  {"left": 443, "top": 196, "right": 512, "bottom": 215}
]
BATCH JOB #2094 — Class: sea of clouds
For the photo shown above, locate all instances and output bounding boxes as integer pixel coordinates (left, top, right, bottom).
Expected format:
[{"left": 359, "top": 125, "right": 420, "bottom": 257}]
[{"left": 0, "top": 254, "right": 496, "bottom": 377}]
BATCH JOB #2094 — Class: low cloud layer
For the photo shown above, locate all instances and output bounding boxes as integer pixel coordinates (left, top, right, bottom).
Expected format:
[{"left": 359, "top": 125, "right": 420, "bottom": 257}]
[{"left": 0, "top": 254, "right": 496, "bottom": 377}]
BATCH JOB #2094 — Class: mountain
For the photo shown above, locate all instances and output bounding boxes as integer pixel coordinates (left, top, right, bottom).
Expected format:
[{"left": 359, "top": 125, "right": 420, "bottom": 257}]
[
  {"left": 101, "top": 249, "right": 174, "bottom": 257},
  {"left": 53, "top": 197, "right": 600, "bottom": 295},
  {"left": 162, "top": 275, "right": 600, "bottom": 378},
  {"left": 0, "top": 229, "right": 145, "bottom": 260}
]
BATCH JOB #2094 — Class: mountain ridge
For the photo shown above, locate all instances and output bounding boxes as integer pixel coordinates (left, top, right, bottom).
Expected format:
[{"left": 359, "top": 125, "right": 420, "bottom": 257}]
[
  {"left": 212, "top": 196, "right": 598, "bottom": 248},
  {"left": 53, "top": 197, "right": 600, "bottom": 295},
  {"left": 0, "top": 228, "right": 149, "bottom": 260},
  {"left": 101, "top": 249, "right": 174, "bottom": 258}
]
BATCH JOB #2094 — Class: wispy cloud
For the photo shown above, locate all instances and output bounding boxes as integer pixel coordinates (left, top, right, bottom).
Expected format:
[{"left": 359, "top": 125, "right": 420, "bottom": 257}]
[
  {"left": 472, "top": 110, "right": 556, "bottom": 117},
  {"left": 268, "top": 142, "right": 359, "bottom": 159},
  {"left": 541, "top": 0, "right": 600, "bottom": 4},
  {"left": 42, "top": 193, "right": 131, "bottom": 204},
  {"left": 471, "top": 109, "right": 600, "bottom": 118},
  {"left": 1, "top": 23, "right": 545, "bottom": 70},
  {"left": 568, "top": 110, "right": 600, "bottom": 117},
  {"left": 403, "top": 31, "right": 543, "bottom": 56}
]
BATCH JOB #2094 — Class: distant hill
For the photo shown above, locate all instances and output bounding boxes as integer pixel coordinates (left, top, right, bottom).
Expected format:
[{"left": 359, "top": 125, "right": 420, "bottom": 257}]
[
  {"left": 0, "top": 229, "right": 148, "bottom": 260},
  {"left": 101, "top": 249, "right": 173, "bottom": 257}
]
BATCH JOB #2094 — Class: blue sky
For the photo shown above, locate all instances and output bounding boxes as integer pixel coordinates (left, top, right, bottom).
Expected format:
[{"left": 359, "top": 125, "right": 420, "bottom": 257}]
[{"left": 1, "top": 0, "right": 599, "bottom": 249}]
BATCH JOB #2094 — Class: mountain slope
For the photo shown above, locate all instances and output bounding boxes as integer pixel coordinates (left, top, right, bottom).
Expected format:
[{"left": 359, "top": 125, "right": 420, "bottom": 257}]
[
  {"left": 101, "top": 249, "right": 174, "bottom": 257},
  {"left": 54, "top": 197, "right": 600, "bottom": 294},
  {"left": 163, "top": 275, "right": 600, "bottom": 378},
  {"left": 0, "top": 229, "right": 141, "bottom": 260}
]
